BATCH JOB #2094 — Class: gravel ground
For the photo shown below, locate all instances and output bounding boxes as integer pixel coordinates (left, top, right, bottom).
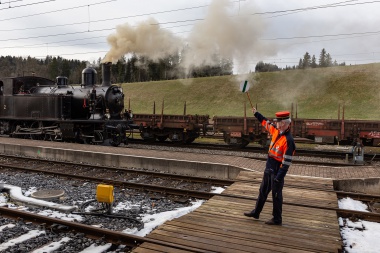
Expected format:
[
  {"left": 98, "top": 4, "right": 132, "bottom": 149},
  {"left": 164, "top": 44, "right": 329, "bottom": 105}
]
[
  {"left": 0, "top": 170, "right": 194, "bottom": 230},
  {"left": 0, "top": 142, "right": 378, "bottom": 252},
  {"left": 0, "top": 168, "right": 198, "bottom": 252}
]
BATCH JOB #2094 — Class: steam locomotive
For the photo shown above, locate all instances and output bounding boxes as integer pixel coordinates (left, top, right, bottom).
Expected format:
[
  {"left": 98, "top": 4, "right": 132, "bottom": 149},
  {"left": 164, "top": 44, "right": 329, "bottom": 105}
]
[{"left": 0, "top": 63, "right": 131, "bottom": 146}]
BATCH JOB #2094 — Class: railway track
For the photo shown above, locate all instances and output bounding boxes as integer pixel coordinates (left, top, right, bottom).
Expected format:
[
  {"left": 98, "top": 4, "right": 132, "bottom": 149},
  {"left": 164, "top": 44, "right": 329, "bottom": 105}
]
[
  {"left": 0, "top": 207, "right": 209, "bottom": 252},
  {"left": 1, "top": 154, "right": 379, "bottom": 201},
  {"left": 1, "top": 153, "right": 379, "bottom": 208},
  {"left": 1, "top": 154, "right": 379, "bottom": 252},
  {"left": 0, "top": 207, "right": 380, "bottom": 252},
  {"left": 126, "top": 139, "right": 380, "bottom": 165},
  {"left": 0, "top": 154, "right": 232, "bottom": 200},
  {"left": 1, "top": 191, "right": 379, "bottom": 252}
]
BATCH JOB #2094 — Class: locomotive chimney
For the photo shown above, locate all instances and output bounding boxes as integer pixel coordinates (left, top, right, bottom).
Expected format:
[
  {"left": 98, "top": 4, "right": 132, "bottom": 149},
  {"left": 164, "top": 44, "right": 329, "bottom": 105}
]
[{"left": 102, "top": 62, "right": 112, "bottom": 87}]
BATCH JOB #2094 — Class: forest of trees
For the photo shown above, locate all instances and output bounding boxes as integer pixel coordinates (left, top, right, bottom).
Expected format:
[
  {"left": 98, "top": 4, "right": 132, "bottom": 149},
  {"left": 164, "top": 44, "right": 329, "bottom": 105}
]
[
  {"left": 255, "top": 48, "right": 346, "bottom": 72},
  {"left": 0, "top": 56, "right": 86, "bottom": 84},
  {"left": 0, "top": 53, "right": 233, "bottom": 84},
  {"left": 0, "top": 48, "right": 345, "bottom": 82}
]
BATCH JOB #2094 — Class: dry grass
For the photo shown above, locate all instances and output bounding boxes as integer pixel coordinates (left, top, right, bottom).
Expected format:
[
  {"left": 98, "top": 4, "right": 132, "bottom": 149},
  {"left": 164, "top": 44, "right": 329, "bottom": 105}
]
[{"left": 121, "top": 63, "right": 380, "bottom": 120}]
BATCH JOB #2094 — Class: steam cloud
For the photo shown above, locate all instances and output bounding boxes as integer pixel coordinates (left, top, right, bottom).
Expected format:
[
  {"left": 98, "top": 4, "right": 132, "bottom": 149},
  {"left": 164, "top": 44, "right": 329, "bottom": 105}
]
[
  {"left": 103, "top": 0, "right": 277, "bottom": 74},
  {"left": 103, "top": 17, "right": 181, "bottom": 63}
]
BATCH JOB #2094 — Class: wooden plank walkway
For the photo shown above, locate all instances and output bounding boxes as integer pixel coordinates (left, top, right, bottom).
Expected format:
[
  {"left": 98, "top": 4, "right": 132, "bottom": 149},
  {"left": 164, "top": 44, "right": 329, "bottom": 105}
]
[{"left": 133, "top": 171, "right": 342, "bottom": 252}]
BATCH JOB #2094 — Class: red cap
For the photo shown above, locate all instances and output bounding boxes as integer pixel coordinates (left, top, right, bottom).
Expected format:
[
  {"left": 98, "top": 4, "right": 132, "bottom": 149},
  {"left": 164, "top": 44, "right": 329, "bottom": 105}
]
[{"left": 274, "top": 111, "right": 290, "bottom": 121}]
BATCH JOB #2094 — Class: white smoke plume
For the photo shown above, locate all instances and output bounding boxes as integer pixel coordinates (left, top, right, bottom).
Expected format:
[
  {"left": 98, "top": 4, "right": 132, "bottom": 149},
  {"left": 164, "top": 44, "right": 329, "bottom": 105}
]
[
  {"left": 103, "top": 17, "right": 182, "bottom": 63},
  {"left": 183, "top": 0, "right": 276, "bottom": 73},
  {"left": 103, "top": 0, "right": 277, "bottom": 74}
]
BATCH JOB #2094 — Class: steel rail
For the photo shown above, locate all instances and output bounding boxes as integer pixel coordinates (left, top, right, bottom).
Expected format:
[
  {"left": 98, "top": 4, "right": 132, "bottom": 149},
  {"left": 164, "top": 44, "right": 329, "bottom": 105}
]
[
  {"left": 126, "top": 141, "right": 374, "bottom": 166},
  {"left": 2, "top": 156, "right": 380, "bottom": 202},
  {"left": 0, "top": 164, "right": 216, "bottom": 199},
  {"left": 0, "top": 207, "right": 210, "bottom": 253},
  {"left": 0, "top": 153, "right": 234, "bottom": 186}
]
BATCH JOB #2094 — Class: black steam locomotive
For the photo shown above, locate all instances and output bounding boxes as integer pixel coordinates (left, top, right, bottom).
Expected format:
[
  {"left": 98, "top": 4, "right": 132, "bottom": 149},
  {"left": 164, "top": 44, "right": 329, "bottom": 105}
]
[{"left": 0, "top": 63, "right": 131, "bottom": 146}]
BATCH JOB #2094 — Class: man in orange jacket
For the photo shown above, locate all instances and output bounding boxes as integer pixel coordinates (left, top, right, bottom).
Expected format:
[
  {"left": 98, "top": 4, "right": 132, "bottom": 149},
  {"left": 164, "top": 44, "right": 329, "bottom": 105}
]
[{"left": 244, "top": 108, "right": 296, "bottom": 225}]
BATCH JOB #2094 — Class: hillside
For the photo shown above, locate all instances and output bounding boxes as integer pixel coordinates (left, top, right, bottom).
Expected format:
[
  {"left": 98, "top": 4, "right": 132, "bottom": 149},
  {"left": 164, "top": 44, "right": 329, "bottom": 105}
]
[{"left": 122, "top": 63, "right": 380, "bottom": 120}]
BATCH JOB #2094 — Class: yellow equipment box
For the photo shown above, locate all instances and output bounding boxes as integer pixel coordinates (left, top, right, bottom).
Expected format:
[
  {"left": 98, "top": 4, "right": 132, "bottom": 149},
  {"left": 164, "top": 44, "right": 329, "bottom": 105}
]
[{"left": 96, "top": 184, "right": 114, "bottom": 203}]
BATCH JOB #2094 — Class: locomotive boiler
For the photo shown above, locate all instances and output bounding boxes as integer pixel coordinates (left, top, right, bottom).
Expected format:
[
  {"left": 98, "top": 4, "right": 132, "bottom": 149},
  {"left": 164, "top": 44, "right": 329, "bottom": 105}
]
[{"left": 0, "top": 62, "right": 131, "bottom": 146}]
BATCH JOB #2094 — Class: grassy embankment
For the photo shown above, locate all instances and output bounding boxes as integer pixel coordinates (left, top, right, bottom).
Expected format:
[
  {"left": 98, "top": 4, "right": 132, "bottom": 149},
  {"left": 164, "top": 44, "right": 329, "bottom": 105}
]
[{"left": 122, "top": 63, "right": 380, "bottom": 120}]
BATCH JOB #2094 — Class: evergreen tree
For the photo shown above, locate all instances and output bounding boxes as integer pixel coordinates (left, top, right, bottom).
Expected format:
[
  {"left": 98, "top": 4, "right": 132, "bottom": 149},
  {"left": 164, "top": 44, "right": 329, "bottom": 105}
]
[
  {"left": 311, "top": 55, "right": 317, "bottom": 68},
  {"left": 298, "top": 58, "right": 303, "bottom": 69},
  {"left": 319, "top": 48, "right": 327, "bottom": 67},
  {"left": 255, "top": 61, "right": 280, "bottom": 72},
  {"left": 48, "top": 57, "right": 60, "bottom": 79},
  {"left": 61, "top": 60, "right": 71, "bottom": 78},
  {"left": 116, "top": 57, "right": 126, "bottom": 83},
  {"left": 125, "top": 58, "right": 132, "bottom": 83},
  {"left": 326, "top": 53, "right": 333, "bottom": 67},
  {"left": 302, "top": 52, "right": 311, "bottom": 69}
]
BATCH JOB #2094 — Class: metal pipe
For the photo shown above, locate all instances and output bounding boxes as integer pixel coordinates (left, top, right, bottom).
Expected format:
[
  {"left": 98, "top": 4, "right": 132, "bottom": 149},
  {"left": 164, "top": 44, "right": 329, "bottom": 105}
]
[{"left": 101, "top": 62, "right": 112, "bottom": 86}]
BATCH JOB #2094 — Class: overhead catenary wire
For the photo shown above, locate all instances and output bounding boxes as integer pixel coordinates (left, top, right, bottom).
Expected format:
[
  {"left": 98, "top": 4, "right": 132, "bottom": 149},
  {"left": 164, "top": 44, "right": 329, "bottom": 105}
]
[
  {"left": 0, "top": 0, "right": 24, "bottom": 3},
  {"left": 264, "top": 0, "right": 357, "bottom": 19},
  {"left": 0, "top": 4, "right": 209, "bottom": 31},
  {"left": 0, "top": 0, "right": 57, "bottom": 11},
  {"left": 0, "top": 0, "right": 378, "bottom": 43},
  {"left": 263, "top": 30, "right": 380, "bottom": 41},
  {"left": 0, "top": 0, "right": 117, "bottom": 22},
  {"left": 250, "top": 0, "right": 380, "bottom": 16},
  {"left": 1, "top": 0, "right": 380, "bottom": 66},
  {"left": 1, "top": 0, "right": 379, "bottom": 45}
]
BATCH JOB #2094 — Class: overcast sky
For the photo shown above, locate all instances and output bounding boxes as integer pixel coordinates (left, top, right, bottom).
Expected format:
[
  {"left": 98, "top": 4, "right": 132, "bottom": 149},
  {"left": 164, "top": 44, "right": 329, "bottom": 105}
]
[{"left": 1, "top": 0, "right": 380, "bottom": 73}]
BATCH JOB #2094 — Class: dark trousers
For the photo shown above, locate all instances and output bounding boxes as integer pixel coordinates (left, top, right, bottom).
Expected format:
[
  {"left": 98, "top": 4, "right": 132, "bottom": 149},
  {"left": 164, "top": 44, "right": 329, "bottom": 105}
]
[{"left": 253, "top": 172, "right": 284, "bottom": 223}]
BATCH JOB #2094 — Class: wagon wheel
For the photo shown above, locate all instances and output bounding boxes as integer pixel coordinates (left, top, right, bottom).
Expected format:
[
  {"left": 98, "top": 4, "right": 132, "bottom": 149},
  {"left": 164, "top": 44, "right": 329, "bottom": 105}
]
[
  {"left": 205, "top": 130, "right": 215, "bottom": 136},
  {"left": 238, "top": 139, "right": 250, "bottom": 148},
  {"left": 140, "top": 130, "right": 155, "bottom": 142},
  {"left": 185, "top": 137, "right": 196, "bottom": 144},
  {"left": 156, "top": 135, "right": 168, "bottom": 142}
]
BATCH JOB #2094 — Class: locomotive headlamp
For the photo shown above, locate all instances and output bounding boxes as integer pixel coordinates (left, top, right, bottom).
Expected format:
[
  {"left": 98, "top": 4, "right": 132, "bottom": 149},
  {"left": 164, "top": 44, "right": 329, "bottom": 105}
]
[{"left": 96, "top": 184, "right": 114, "bottom": 204}]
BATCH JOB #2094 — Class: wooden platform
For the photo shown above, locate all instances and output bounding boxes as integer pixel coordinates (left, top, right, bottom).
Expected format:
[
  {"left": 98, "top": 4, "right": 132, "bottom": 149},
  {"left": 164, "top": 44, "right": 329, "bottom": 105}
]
[{"left": 132, "top": 171, "right": 342, "bottom": 253}]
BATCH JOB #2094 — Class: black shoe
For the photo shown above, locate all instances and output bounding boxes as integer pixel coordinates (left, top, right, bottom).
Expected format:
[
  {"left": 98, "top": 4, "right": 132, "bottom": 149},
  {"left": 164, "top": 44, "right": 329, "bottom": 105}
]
[
  {"left": 244, "top": 212, "right": 259, "bottom": 219},
  {"left": 265, "top": 218, "right": 282, "bottom": 225}
]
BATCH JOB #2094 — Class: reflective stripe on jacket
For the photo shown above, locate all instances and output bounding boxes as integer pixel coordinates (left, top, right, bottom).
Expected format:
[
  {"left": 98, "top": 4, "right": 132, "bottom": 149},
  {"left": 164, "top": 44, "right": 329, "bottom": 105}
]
[{"left": 254, "top": 111, "right": 296, "bottom": 181}]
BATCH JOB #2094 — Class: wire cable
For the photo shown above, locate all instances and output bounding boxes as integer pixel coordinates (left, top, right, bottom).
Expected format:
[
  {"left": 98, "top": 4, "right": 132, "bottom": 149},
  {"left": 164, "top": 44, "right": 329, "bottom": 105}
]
[
  {"left": 0, "top": 0, "right": 116, "bottom": 22},
  {"left": 0, "top": 0, "right": 57, "bottom": 11}
]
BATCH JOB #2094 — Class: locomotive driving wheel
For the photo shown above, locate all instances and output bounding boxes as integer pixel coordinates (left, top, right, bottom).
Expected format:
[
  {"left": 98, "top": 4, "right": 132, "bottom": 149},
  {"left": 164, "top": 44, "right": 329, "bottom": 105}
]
[
  {"left": 109, "top": 124, "right": 125, "bottom": 147},
  {"left": 110, "top": 132, "right": 121, "bottom": 147},
  {"left": 85, "top": 131, "right": 103, "bottom": 145}
]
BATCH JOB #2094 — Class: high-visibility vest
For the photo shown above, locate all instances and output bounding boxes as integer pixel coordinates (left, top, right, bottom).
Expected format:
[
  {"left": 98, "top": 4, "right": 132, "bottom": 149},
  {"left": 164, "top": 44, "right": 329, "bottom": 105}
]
[{"left": 261, "top": 118, "right": 294, "bottom": 167}]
